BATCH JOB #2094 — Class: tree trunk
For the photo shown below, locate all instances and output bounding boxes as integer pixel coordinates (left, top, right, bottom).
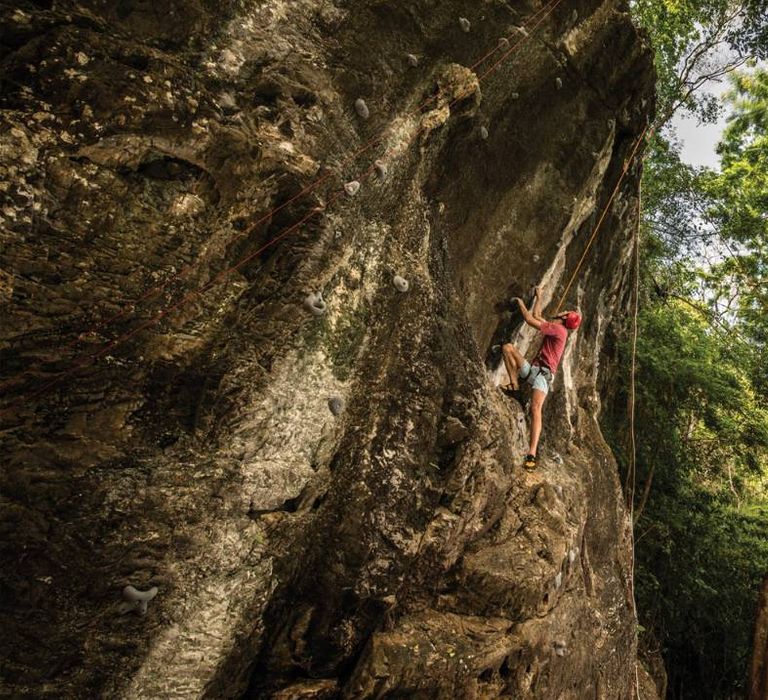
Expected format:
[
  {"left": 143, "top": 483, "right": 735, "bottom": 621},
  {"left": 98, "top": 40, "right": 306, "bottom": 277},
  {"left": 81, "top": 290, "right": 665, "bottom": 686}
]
[{"left": 748, "top": 574, "right": 768, "bottom": 700}]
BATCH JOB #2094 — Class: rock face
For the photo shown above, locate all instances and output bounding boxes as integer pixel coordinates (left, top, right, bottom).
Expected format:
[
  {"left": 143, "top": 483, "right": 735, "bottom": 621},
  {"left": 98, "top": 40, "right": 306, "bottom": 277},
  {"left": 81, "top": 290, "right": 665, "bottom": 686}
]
[{"left": 0, "top": 1, "right": 655, "bottom": 698}]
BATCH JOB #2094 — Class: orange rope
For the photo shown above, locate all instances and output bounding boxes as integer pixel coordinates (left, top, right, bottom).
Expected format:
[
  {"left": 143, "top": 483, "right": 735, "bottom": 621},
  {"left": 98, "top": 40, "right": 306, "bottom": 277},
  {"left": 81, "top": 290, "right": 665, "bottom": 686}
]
[
  {"left": 553, "top": 124, "right": 653, "bottom": 315},
  {"left": 629, "top": 189, "right": 642, "bottom": 700}
]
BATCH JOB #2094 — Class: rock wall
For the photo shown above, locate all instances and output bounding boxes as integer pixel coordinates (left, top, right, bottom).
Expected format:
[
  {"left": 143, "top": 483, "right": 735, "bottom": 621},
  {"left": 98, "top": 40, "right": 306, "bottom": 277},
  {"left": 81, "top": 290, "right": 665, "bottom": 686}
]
[{"left": 0, "top": 0, "right": 656, "bottom": 697}]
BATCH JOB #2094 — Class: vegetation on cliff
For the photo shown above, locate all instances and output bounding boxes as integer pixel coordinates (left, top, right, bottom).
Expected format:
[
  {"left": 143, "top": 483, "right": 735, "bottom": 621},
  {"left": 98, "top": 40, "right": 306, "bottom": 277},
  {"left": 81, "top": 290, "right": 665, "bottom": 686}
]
[{"left": 609, "top": 2, "right": 768, "bottom": 696}]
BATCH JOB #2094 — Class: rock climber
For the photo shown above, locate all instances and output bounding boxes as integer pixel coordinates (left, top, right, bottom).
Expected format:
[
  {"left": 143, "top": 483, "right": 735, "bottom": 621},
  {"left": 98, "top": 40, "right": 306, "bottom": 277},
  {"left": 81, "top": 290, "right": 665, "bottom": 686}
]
[{"left": 500, "top": 286, "right": 581, "bottom": 471}]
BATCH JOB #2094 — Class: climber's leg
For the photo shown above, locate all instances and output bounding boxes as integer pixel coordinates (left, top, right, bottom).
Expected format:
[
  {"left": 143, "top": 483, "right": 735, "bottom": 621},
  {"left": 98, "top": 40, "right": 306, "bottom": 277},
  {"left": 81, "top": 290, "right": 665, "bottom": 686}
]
[
  {"left": 501, "top": 343, "right": 526, "bottom": 390},
  {"left": 528, "top": 388, "right": 547, "bottom": 456}
]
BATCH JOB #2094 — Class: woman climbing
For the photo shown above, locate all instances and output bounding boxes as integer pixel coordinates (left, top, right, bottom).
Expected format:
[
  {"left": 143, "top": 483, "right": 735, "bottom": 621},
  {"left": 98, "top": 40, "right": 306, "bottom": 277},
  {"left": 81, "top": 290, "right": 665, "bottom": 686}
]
[{"left": 501, "top": 286, "right": 581, "bottom": 471}]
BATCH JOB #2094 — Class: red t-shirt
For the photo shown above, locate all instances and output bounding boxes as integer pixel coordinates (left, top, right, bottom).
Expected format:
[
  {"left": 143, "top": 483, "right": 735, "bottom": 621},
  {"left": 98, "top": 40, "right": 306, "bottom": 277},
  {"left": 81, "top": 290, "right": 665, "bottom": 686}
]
[{"left": 536, "top": 321, "right": 568, "bottom": 373}]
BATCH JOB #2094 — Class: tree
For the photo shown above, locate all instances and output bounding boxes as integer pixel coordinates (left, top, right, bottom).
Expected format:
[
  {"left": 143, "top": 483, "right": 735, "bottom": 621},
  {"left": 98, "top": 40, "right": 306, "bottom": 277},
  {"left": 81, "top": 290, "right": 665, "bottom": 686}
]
[
  {"left": 611, "top": 10, "right": 768, "bottom": 697},
  {"left": 706, "top": 69, "right": 768, "bottom": 358},
  {"left": 631, "top": 0, "right": 768, "bottom": 127}
]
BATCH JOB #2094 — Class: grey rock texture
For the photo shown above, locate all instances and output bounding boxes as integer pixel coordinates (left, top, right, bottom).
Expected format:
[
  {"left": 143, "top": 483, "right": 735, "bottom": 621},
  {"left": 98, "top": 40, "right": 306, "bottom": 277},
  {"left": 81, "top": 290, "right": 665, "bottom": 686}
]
[{"left": 0, "top": 0, "right": 657, "bottom": 698}]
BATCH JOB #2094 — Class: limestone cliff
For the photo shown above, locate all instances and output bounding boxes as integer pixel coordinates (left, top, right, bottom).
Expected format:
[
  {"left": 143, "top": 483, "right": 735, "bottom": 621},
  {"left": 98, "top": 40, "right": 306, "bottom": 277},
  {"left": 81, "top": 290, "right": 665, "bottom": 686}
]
[{"left": 0, "top": 0, "right": 656, "bottom": 697}]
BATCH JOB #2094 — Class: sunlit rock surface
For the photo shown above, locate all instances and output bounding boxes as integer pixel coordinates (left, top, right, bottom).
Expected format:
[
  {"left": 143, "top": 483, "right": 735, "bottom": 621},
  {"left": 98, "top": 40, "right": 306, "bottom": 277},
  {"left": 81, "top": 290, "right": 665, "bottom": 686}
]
[{"left": 0, "top": 0, "right": 658, "bottom": 697}]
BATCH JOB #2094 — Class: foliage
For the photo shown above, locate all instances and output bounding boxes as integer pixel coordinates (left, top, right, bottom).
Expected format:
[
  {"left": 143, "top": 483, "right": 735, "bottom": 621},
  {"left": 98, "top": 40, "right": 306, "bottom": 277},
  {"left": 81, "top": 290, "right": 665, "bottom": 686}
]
[
  {"left": 732, "top": 1, "right": 768, "bottom": 58},
  {"left": 611, "top": 10, "right": 768, "bottom": 699},
  {"left": 631, "top": 0, "right": 737, "bottom": 123},
  {"left": 705, "top": 70, "right": 768, "bottom": 360},
  {"left": 604, "top": 292, "right": 768, "bottom": 697},
  {"left": 641, "top": 134, "right": 712, "bottom": 251},
  {"left": 634, "top": 487, "right": 768, "bottom": 697},
  {"left": 630, "top": 0, "right": 768, "bottom": 127}
]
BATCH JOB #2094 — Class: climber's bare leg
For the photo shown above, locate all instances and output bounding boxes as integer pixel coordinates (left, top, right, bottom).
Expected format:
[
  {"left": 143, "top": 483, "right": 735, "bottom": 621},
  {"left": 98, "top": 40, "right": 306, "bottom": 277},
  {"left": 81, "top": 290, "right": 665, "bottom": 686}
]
[
  {"left": 529, "top": 388, "right": 546, "bottom": 456},
  {"left": 501, "top": 343, "right": 525, "bottom": 391}
]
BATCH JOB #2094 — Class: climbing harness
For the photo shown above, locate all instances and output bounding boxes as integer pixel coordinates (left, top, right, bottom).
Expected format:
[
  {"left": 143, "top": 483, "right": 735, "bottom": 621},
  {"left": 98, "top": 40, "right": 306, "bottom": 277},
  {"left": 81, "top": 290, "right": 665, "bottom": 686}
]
[
  {"left": 531, "top": 360, "right": 553, "bottom": 377},
  {"left": 525, "top": 360, "right": 554, "bottom": 390}
]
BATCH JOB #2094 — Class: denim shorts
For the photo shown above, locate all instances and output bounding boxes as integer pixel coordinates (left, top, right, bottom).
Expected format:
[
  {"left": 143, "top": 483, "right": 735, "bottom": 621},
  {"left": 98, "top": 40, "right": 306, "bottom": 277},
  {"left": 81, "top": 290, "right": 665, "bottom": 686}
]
[{"left": 519, "top": 361, "right": 553, "bottom": 395}]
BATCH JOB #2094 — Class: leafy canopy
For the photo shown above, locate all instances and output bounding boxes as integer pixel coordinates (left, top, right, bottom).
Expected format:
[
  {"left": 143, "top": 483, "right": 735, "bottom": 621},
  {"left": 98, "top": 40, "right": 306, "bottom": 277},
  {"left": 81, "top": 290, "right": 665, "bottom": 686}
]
[{"left": 609, "top": 5, "right": 768, "bottom": 698}]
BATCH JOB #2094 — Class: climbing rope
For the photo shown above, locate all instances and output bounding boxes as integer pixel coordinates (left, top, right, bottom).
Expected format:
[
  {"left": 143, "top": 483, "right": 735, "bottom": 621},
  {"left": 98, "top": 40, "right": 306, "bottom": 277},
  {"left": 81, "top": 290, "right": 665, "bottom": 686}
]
[
  {"left": 524, "top": 123, "right": 651, "bottom": 384},
  {"left": 626, "top": 196, "right": 641, "bottom": 516},
  {"left": 628, "top": 192, "right": 640, "bottom": 522},
  {"left": 5, "top": 0, "right": 564, "bottom": 404},
  {"left": 628, "top": 190, "right": 642, "bottom": 700},
  {"left": 553, "top": 123, "right": 653, "bottom": 315}
]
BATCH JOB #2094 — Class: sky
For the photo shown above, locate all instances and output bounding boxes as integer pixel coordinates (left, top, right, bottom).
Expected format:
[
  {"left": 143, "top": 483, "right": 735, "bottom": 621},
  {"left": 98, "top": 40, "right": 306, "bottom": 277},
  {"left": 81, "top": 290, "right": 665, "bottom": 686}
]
[
  {"left": 673, "top": 110, "right": 728, "bottom": 169},
  {"left": 670, "top": 59, "right": 766, "bottom": 169},
  {"left": 671, "top": 77, "right": 732, "bottom": 169}
]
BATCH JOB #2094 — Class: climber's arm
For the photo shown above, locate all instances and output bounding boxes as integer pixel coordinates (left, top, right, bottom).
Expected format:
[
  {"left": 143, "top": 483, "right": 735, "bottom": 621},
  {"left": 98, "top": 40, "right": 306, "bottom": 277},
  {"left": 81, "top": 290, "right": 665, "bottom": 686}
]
[
  {"left": 514, "top": 297, "right": 543, "bottom": 330},
  {"left": 531, "top": 286, "right": 545, "bottom": 321}
]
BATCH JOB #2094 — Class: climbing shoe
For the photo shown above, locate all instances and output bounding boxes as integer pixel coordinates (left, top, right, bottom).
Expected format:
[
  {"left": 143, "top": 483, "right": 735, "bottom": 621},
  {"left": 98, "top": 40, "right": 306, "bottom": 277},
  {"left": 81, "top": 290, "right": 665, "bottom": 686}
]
[
  {"left": 500, "top": 385, "right": 524, "bottom": 404},
  {"left": 523, "top": 454, "right": 537, "bottom": 471}
]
